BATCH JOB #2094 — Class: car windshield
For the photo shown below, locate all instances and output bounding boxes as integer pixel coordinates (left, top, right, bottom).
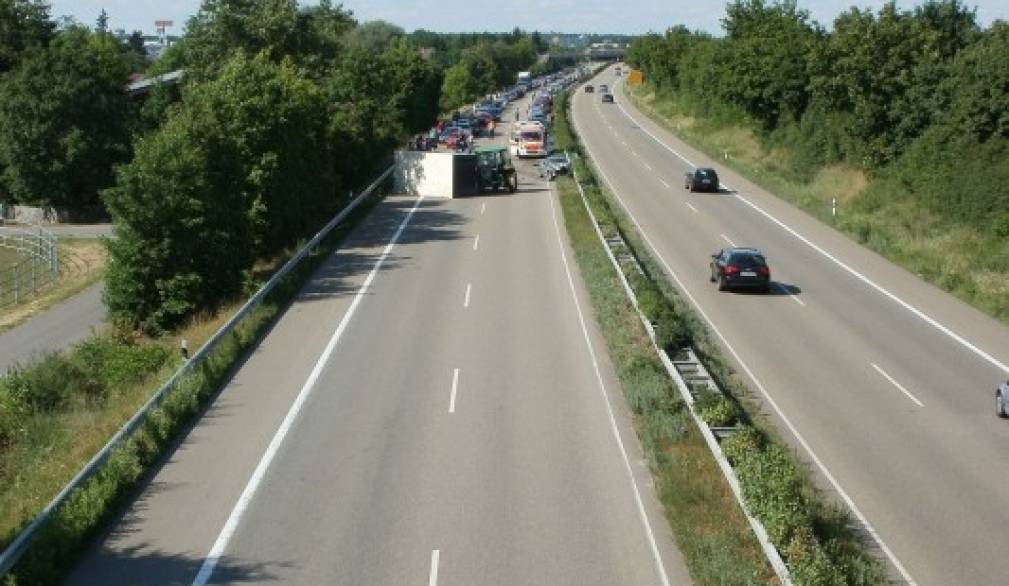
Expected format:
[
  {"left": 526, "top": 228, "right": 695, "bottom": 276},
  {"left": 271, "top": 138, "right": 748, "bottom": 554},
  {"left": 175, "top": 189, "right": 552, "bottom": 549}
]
[
  {"left": 520, "top": 131, "right": 542, "bottom": 140},
  {"left": 697, "top": 169, "right": 716, "bottom": 179}
]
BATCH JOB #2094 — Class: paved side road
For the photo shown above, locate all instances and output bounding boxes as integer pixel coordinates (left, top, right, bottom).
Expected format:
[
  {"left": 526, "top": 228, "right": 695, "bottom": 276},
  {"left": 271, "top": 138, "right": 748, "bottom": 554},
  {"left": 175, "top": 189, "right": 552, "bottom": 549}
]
[
  {"left": 65, "top": 94, "right": 692, "bottom": 585},
  {"left": 0, "top": 283, "right": 105, "bottom": 373}
]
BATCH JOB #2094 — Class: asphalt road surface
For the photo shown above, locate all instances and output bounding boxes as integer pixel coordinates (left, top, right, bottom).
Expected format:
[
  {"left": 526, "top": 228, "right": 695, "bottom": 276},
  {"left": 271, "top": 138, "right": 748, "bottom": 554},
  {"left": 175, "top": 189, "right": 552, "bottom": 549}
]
[
  {"left": 0, "top": 282, "right": 105, "bottom": 373},
  {"left": 65, "top": 91, "right": 691, "bottom": 585},
  {"left": 573, "top": 66, "right": 1009, "bottom": 585}
]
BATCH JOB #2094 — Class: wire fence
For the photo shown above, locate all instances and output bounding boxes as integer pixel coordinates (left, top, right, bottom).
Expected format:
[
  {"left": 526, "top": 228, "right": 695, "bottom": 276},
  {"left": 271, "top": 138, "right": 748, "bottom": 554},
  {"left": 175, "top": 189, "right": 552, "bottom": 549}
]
[{"left": 0, "top": 226, "right": 59, "bottom": 308}]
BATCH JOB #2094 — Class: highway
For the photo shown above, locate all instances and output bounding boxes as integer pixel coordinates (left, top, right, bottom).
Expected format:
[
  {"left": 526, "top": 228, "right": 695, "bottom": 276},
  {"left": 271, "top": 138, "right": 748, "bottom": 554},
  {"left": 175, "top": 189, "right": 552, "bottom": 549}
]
[
  {"left": 572, "top": 66, "right": 1009, "bottom": 584},
  {"left": 65, "top": 93, "right": 691, "bottom": 585}
]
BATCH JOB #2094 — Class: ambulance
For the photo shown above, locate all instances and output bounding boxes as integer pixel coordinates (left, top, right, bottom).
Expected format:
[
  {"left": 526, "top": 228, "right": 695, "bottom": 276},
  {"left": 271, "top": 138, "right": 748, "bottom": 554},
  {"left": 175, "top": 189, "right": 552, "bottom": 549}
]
[{"left": 510, "top": 121, "right": 547, "bottom": 158}]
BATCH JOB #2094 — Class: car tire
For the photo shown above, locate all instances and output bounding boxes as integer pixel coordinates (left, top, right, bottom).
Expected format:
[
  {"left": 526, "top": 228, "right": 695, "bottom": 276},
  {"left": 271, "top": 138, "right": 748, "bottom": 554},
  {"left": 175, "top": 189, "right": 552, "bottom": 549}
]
[{"left": 997, "top": 391, "right": 1008, "bottom": 418}]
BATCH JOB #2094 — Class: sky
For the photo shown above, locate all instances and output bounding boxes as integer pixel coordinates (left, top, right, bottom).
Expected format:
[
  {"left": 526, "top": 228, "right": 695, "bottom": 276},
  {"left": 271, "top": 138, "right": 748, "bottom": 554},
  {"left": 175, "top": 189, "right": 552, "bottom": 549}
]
[{"left": 49, "top": 0, "right": 1009, "bottom": 36}]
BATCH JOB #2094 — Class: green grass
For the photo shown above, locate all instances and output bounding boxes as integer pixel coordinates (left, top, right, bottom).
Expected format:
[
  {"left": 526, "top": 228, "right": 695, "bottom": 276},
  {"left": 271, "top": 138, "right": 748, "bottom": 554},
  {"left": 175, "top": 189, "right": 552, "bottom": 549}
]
[
  {"left": 0, "top": 184, "right": 389, "bottom": 585},
  {"left": 556, "top": 85, "right": 885, "bottom": 584},
  {"left": 557, "top": 175, "right": 776, "bottom": 584},
  {"left": 627, "top": 85, "right": 1009, "bottom": 326}
]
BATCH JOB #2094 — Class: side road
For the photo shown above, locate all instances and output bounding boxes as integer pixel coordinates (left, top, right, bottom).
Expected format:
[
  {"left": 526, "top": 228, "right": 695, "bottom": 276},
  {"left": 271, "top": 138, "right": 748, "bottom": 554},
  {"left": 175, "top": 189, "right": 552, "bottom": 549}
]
[
  {"left": 0, "top": 282, "right": 105, "bottom": 373},
  {"left": 0, "top": 223, "right": 113, "bottom": 372}
]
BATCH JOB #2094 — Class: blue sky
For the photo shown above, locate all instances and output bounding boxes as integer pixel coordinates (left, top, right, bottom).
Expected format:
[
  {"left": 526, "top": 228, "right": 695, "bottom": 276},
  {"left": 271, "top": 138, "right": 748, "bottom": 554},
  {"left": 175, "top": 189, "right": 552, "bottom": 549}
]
[{"left": 50, "top": 0, "right": 1009, "bottom": 36}]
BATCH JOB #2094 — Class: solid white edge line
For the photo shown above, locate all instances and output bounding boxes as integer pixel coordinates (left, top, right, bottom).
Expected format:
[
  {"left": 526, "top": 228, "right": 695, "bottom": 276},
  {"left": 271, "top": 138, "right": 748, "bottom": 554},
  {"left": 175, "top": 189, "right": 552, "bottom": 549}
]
[
  {"left": 429, "top": 549, "right": 440, "bottom": 586},
  {"left": 871, "top": 363, "right": 924, "bottom": 407},
  {"left": 572, "top": 93, "right": 918, "bottom": 585},
  {"left": 547, "top": 185, "right": 672, "bottom": 586},
  {"left": 464, "top": 283, "right": 472, "bottom": 308},
  {"left": 191, "top": 195, "right": 427, "bottom": 586},
  {"left": 473, "top": 234, "right": 480, "bottom": 251},
  {"left": 720, "top": 234, "right": 736, "bottom": 247},
  {"left": 449, "top": 368, "right": 460, "bottom": 413},
  {"left": 615, "top": 76, "right": 1008, "bottom": 377}
]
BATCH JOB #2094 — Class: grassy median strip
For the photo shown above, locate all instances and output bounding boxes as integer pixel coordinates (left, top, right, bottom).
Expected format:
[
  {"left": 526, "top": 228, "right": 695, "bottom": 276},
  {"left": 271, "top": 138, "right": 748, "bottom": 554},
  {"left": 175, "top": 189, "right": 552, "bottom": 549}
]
[
  {"left": 0, "top": 187, "right": 387, "bottom": 585},
  {"left": 557, "top": 175, "right": 775, "bottom": 584},
  {"left": 555, "top": 88, "right": 884, "bottom": 584}
]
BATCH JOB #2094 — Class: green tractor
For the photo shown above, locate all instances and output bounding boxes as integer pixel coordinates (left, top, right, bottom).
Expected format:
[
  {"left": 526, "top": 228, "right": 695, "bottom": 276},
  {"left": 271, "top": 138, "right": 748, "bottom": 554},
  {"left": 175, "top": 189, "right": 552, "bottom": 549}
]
[{"left": 474, "top": 146, "right": 518, "bottom": 193}]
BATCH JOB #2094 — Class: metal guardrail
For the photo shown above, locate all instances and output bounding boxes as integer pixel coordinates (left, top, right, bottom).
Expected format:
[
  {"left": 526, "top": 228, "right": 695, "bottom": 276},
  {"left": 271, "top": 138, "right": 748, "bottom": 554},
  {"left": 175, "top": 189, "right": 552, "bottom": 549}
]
[
  {"left": 0, "top": 165, "right": 394, "bottom": 577},
  {"left": 0, "top": 226, "right": 59, "bottom": 308},
  {"left": 569, "top": 159, "right": 793, "bottom": 584}
]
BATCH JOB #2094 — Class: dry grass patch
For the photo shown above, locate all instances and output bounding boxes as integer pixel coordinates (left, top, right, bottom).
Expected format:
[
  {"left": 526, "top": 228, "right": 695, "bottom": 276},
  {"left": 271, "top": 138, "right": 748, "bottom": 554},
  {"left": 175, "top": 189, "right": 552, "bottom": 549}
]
[{"left": 0, "top": 239, "right": 108, "bottom": 332}]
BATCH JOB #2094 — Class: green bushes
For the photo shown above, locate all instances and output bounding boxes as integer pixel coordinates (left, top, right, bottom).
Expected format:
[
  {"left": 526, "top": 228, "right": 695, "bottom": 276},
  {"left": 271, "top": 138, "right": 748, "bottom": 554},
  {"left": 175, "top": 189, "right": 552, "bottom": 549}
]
[
  {"left": 0, "top": 340, "right": 171, "bottom": 444},
  {"left": 558, "top": 82, "right": 884, "bottom": 584}
]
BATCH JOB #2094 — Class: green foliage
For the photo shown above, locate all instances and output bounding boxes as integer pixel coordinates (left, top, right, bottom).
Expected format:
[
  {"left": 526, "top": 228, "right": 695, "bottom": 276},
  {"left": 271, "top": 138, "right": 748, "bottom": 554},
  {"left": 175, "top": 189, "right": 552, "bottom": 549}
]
[
  {"left": 696, "top": 393, "right": 739, "bottom": 427},
  {"left": 0, "top": 27, "right": 130, "bottom": 207},
  {"left": 343, "top": 20, "right": 405, "bottom": 53},
  {"left": 181, "top": 0, "right": 353, "bottom": 79},
  {"left": 0, "top": 0, "right": 54, "bottom": 74},
  {"left": 437, "top": 37, "right": 537, "bottom": 111},
  {"left": 102, "top": 98, "right": 250, "bottom": 332},
  {"left": 720, "top": 0, "right": 818, "bottom": 127}
]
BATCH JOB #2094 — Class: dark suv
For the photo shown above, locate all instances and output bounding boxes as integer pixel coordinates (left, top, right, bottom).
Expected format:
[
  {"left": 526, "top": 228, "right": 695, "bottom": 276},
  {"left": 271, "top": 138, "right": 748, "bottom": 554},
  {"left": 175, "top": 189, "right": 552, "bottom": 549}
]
[
  {"left": 585, "top": 85, "right": 595, "bottom": 93},
  {"left": 601, "top": 93, "right": 614, "bottom": 103},
  {"left": 710, "top": 248, "right": 771, "bottom": 292},
  {"left": 684, "top": 167, "right": 720, "bottom": 193}
]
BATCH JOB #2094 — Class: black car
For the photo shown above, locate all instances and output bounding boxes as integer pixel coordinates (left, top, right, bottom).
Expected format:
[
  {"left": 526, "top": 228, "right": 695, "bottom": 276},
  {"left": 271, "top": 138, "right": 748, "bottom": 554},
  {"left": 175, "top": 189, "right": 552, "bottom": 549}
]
[
  {"left": 710, "top": 248, "right": 771, "bottom": 292},
  {"left": 684, "top": 167, "right": 720, "bottom": 192},
  {"left": 601, "top": 93, "right": 614, "bottom": 103},
  {"left": 585, "top": 85, "right": 595, "bottom": 93}
]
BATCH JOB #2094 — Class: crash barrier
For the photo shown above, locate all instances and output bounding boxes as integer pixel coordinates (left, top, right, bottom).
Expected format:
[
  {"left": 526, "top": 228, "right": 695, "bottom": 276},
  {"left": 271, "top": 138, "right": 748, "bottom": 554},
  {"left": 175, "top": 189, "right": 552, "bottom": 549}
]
[
  {"left": 0, "top": 226, "right": 59, "bottom": 308},
  {"left": 0, "top": 165, "right": 394, "bottom": 577},
  {"left": 569, "top": 160, "right": 792, "bottom": 584},
  {"left": 394, "top": 150, "right": 479, "bottom": 198}
]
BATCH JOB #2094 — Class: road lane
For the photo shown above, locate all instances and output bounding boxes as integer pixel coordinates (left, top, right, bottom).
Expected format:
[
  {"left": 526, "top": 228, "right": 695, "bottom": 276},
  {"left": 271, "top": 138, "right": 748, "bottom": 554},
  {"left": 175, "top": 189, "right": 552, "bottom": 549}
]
[
  {"left": 573, "top": 67, "right": 1009, "bottom": 584},
  {"left": 66, "top": 90, "right": 691, "bottom": 585}
]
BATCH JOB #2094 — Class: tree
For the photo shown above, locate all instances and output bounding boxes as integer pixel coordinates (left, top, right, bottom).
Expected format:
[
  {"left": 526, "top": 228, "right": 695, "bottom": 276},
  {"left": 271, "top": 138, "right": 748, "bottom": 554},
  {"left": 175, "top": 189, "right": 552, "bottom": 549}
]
[
  {"left": 104, "top": 52, "right": 336, "bottom": 330},
  {"left": 719, "top": 0, "right": 818, "bottom": 127},
  {"left": 96, "top": 9, "right": 109, "bottom": 34},
  {"left": 0, "top": 26, "right": 130, "bottom": 207},
  {"left": 103, "top": 105, "right": 251, "bottom": 332},
  {"left": 0, "top": 0, "right": 54, "bottom": 73},
  {"left": 344, "top": 20, "right": 404, "bottom": 53}
]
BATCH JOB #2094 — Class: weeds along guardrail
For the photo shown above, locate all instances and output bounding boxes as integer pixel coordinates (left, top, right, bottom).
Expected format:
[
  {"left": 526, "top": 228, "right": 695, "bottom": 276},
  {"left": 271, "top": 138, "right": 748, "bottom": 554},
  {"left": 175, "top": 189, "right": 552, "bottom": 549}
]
[
  {"left": 568, "top": 160, "right": 791, "bottom": 584},
  {"left": 559, "top": 75, "right": 885, "bottom": 583},
  {"left": 0, "top": 226, "right": 59, "bottom": 308},
  {"left": 0, "top": 165, "right": 394, "bottom": 581}
]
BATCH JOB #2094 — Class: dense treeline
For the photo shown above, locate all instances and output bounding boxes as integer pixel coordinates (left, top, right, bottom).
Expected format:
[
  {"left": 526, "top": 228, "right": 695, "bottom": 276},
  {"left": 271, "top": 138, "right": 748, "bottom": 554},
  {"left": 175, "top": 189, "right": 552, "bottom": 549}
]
[
  {"left": 627, "top": 0, "right": 1009, "bottom": 231},
  {"left": 410, "top": 29, "right": 541, "bottom": 110},
  {"left": 103, "top": 0, "right": 445, "bottom": 331},
  {"left": 0, "top": 0, "right": 542, "bottom": 331}
]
